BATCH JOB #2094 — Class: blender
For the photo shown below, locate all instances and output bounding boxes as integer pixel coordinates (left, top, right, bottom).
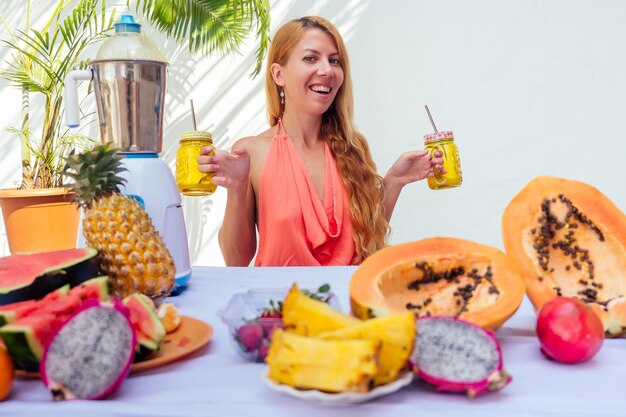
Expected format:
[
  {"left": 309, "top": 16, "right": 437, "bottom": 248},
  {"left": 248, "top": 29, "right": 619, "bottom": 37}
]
[{"left": 64, "top": 13, "right": 191, "bottom": 293}]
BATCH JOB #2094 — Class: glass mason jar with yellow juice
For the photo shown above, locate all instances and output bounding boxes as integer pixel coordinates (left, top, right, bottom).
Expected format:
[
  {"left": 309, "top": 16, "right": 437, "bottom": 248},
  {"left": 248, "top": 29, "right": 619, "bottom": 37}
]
[
  {"left": 176, "top": 131, "right": 217, "bottom": 196},
  {"left": 424, "top": 131, "right": 462, "bottom": 190}
]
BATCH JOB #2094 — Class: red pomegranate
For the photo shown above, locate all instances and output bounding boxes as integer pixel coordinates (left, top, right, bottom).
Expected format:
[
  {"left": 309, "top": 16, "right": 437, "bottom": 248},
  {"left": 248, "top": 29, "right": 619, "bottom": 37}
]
[{"left": 536, "top": 297, "right": 604, "bottom": 364}]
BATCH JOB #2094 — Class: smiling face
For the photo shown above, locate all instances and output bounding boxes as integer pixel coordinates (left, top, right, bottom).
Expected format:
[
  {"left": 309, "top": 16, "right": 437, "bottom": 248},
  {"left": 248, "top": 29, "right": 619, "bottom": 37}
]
[{"left": 271, "top": 28, "right": 345, "bottom": 117}]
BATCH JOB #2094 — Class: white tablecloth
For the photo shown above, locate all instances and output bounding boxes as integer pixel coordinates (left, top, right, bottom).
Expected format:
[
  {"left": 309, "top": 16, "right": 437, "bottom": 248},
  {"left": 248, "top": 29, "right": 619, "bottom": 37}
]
[{"left": 4, "top": 266, "right": 625, "bottom": 416}]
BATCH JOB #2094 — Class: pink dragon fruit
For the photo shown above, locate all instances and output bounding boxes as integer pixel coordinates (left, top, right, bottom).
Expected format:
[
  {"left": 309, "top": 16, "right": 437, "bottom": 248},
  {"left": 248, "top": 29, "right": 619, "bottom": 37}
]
[
  {"left": 40, "top": 299, "right": 136, "bottom": 401},
  {"left": 411, "top": 316, "right": 511, "bottom": 398}
]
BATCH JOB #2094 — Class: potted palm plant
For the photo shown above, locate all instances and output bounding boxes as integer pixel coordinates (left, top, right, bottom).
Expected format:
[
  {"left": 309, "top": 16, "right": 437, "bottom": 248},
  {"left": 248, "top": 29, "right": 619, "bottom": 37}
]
[
  {"left": 0, "top": 0, "right": 115, "bottom": 254},
  {"left": 0, "top": 0, "right": 270, "bottom": 254}
]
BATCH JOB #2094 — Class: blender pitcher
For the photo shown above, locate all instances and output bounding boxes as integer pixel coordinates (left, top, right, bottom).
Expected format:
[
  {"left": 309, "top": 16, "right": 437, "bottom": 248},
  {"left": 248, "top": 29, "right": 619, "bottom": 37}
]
[
  {"left": 65, "top": 13, "right": 167, "bottom": 151},
  {"left": 64, "top": 13, "right": 192, "bottom": 293}
]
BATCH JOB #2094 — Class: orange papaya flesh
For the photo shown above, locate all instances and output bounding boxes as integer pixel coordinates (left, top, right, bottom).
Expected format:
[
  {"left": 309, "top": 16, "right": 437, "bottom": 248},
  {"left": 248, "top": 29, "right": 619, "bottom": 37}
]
[
  {"left": 502, "top": 176, "right": 626, "bottom": 337},
  {"left": 350, "top": 237, "right": 525, "bottom": 331}
]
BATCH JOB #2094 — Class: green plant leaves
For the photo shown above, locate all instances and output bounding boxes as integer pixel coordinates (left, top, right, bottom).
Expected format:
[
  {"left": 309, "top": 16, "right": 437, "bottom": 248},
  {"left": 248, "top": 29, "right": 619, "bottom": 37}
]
[
  {"left": 0, "top": 0, "right": 114, "bottom": 188},
  {"left": 136, "top": 0, "right": 271, "bottom": 76}
]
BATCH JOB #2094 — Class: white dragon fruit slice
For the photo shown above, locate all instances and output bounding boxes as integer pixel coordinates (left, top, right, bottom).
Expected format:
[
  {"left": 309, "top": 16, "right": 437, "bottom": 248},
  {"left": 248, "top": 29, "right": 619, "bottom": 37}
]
[
  {"left": 411, "top": 316, "right": 511, "bottom": 398},
  {"left": 40, "top": 299, "right": 136, "bottom": 401}
]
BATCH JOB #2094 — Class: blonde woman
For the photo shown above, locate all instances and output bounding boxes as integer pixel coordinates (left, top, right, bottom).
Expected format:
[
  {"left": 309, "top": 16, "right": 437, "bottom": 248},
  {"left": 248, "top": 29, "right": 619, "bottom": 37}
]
[{"left": 199, "top": 16, "right": 443, "bottom": 266}]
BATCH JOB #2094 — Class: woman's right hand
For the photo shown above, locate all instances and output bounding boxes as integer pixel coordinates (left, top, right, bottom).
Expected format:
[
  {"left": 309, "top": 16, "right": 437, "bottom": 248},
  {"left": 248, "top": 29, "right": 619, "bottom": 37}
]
[{"left": 198, "top": 146, "right": 250, "bottom": 193}]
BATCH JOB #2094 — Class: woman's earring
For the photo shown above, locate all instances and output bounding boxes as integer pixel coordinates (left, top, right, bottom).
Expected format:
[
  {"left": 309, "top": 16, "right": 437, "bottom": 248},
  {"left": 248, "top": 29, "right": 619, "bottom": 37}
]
[{"left": 280, "top": 89, "right": 285, "bottom": 104}]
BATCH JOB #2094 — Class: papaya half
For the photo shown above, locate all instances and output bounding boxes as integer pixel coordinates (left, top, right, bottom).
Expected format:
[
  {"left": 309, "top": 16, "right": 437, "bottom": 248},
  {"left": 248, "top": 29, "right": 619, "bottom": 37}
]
[
  {"left": 502, "top": 176, "right": 626, "bottom": 337},
  {"left": 349, "top": 237, "right": 525, "bottom": 330}
]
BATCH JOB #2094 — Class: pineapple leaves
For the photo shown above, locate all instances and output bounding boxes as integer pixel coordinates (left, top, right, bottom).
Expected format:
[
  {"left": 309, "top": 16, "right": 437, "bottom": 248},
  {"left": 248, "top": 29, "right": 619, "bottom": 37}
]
[{"left": 63, "top": 143, "right": 128, "bottom": 207}]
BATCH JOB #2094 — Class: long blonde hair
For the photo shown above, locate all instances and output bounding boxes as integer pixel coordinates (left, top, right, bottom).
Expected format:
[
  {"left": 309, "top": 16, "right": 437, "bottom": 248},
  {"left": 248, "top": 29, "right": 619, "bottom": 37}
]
[{"left": 264, "top": 16, "right": 389, "bottom": 261}]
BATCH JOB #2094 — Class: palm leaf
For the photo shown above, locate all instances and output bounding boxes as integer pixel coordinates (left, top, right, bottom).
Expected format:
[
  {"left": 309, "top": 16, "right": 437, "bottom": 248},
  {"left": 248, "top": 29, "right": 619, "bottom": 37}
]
[
  {"left": 2, "top": 31, "right": 56, "bottom": 89},
  {"left": 0, "top": 52, "right": 50, "bottom": 94},
  {"left": 136, "top": 0, "right": 270, "bottom": 76}
]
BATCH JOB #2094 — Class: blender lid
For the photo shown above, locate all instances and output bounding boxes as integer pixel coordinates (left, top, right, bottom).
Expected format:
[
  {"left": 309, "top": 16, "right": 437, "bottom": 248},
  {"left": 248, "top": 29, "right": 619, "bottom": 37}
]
[
  {"left": 115, "top": 13, "right": 141, "bottom": 33},
  {"left": 94, "top": 13, "right": 168, "bottom": 63}
]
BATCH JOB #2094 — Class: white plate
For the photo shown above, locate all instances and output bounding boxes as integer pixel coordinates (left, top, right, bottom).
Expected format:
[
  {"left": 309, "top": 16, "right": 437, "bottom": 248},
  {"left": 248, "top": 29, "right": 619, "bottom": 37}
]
[{"left": 262, "top": 370, "right": 414, "bottom": 405}]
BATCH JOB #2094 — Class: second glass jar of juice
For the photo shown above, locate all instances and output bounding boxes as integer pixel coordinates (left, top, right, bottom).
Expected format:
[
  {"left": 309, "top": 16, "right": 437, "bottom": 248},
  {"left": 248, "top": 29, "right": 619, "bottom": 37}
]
[
  {"left": 424, "top": 131, "right": 462, "bottom": 190},
  {"left": 176, "top": 131, "right": 217, "bottom": 196}
]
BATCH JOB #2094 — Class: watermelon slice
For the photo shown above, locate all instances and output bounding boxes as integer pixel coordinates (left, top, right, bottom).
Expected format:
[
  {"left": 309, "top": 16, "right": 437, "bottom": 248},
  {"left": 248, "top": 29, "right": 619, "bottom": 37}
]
[
  {"left": 0, "top": 247, "right": 100, "bottom": 305},
  {"left": 123, "top": 294, "right": 166, "bottom": 359},
  {"left": 0, "top": 276, "right": 110, "bottom": 371},
  {"left": 0, "top": 313, "right": 66, "bottom": 370},
  {"left": 0, "top": 285, "right": 70, "bottom": 326},
  {"left": 70, "top": 276, "right": 109, "bottom": 301}
]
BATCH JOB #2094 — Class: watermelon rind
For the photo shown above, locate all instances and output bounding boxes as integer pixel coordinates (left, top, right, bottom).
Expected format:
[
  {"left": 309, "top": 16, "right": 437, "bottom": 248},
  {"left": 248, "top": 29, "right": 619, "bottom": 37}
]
[
  {"left": 0, "top": 324, "right": 45, "bottom": 372},
  {"left": 134, "top": 331, "right": 161, "bottom": 361},
  {"left": 123, "top": 294, "right": 166, "bottom": 358},
  {"left": 0, "top": 247, "right": 100, "bottom": 305},
  {"left": 71, "top": 276, "right": 110, "bottom": 302}
]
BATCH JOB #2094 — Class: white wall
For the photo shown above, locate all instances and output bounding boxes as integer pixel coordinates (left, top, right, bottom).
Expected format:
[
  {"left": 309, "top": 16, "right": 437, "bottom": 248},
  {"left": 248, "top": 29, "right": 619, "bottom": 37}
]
[{"left": 1, "top": 0, "right": 625, "bottom": 264}]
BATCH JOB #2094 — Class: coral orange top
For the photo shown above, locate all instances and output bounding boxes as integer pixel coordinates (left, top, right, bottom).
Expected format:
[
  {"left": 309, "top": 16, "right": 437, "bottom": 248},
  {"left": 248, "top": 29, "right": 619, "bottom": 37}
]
[{"left": 255, "top": 122, "right": 356, "bottom": 266}]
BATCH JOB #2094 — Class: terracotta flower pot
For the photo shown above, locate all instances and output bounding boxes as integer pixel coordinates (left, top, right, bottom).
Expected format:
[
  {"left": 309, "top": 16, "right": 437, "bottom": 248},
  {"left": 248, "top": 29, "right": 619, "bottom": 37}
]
[{"left": 0, "top": 187, "right": 80, "bottom": 254}]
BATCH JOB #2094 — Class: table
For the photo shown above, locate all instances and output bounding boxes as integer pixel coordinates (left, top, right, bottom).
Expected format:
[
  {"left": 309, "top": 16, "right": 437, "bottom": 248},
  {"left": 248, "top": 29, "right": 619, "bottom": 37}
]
[{"left": 4, "top": 266, "right": 625, "bottom": 416}]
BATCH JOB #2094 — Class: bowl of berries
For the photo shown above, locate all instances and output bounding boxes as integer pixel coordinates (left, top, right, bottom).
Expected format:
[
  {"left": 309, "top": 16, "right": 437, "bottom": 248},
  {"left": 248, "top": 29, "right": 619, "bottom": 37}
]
[{"left": 218, "top": 285, "right": 339, "bottom": 362}]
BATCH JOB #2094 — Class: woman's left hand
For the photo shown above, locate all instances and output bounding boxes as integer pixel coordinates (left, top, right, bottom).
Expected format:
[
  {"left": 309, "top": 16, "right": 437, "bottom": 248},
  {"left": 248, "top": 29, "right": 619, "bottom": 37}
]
[{"left": 387, "top": 150, "right": 445, "bottom": 186}]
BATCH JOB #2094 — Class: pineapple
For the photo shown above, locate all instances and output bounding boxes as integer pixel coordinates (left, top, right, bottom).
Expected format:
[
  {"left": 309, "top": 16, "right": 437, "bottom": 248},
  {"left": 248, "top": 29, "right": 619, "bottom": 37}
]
[
  {"left": 282, "top": 284, "right": 359, "bottom": 336},
  {"left": 318, "top": 312, "right": 416, "bottom": 386},
  {"left": 63, "top": 144, "right": 175, "bottom": 302},
  {"left": 266, "top": 329, "right": 379, "bottom": 393}
]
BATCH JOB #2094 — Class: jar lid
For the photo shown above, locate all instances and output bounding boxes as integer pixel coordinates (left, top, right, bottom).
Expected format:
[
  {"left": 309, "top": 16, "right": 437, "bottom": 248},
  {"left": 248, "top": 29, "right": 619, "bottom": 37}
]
[
  {"left": 424, "top": 131, "right": 454, "bottom": 142},
  {"left": 180, "top": 131, "right": 213, "bottom": 142}
]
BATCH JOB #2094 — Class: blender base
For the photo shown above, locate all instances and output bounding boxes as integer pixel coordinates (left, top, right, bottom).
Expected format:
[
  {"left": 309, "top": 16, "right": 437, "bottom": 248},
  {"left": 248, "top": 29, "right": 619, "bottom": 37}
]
[{"left": 120, "top": 154, "right": 192, "bottom": 296}]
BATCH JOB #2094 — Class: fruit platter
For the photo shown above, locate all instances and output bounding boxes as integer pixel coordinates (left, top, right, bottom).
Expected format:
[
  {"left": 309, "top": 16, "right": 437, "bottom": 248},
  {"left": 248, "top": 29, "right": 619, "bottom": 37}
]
[
  {"left": 13, "top": 314, "right": 213, "bottom": 378},
  {"left": 0, "top": 247, "right": 213, "bottom": 401}
]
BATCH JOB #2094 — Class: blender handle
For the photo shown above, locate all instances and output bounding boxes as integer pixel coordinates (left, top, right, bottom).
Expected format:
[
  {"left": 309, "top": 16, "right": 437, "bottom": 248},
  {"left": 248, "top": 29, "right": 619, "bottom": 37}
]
[{"left": 64, "top": 69, "right": 93, "bottom": 128}]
